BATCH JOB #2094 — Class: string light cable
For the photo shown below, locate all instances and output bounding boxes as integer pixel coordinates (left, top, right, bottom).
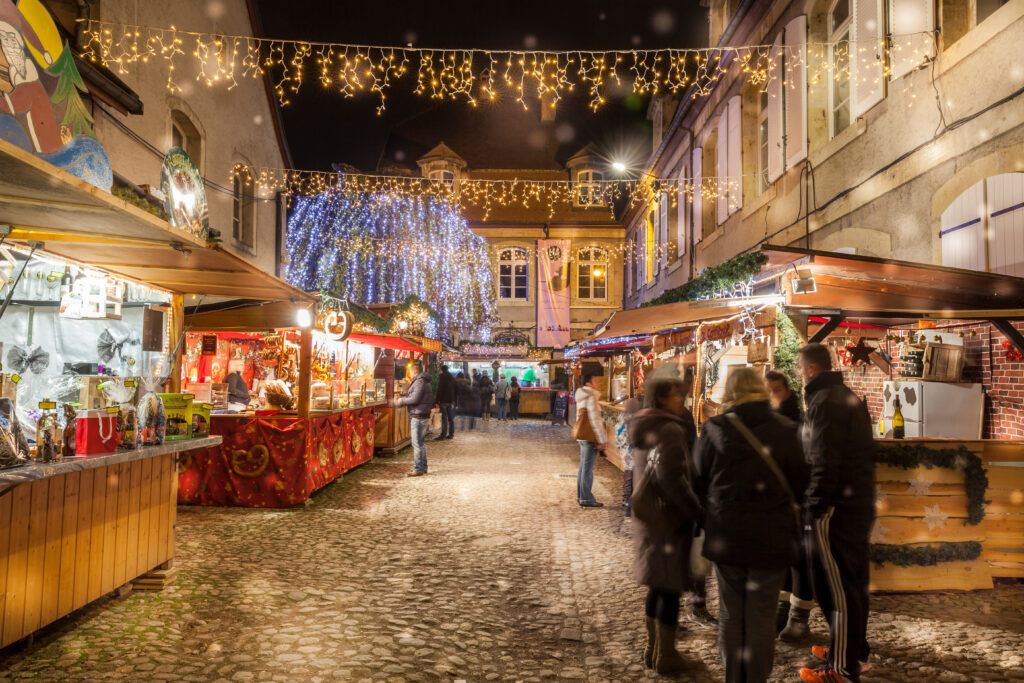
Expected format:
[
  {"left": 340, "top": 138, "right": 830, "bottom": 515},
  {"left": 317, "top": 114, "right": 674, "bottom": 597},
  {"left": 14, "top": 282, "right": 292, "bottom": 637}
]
[{"left": 81, "top": 19, "right": 937, "bottom": 111}]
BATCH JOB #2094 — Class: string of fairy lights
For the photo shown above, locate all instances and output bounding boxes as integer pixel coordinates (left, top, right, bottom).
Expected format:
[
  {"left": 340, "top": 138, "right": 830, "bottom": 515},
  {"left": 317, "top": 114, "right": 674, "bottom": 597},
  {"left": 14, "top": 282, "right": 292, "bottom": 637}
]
[{"left": 81, "top": 19, "right": 935, "bottom": 111}]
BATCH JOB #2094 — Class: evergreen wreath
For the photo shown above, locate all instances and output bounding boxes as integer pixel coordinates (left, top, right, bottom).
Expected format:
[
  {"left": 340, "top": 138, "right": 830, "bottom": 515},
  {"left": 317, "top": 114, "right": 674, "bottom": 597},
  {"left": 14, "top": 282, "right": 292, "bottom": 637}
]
[
  {"left": 643, "top": 252, "right": 767, "bottom": 307},
  {"left": 869, "top": 542, "right": 982, "bottom": 568},
  {"left": 875, "top": 444, "right": 988, "bottom": 525}
]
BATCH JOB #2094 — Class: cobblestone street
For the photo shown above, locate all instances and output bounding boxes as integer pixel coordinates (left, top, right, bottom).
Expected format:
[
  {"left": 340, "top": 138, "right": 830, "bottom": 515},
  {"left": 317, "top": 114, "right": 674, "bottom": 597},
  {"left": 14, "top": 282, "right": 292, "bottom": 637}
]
[{"left": 1, "top": 420, "right": 1023, "bottom": 682}]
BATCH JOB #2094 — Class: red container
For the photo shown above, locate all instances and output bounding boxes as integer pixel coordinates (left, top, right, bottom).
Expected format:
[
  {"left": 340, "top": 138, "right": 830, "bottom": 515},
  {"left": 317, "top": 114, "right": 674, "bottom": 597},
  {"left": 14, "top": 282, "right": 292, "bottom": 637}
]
[{"left": 75, "top": 409, "right": 121, "bottom": 454}]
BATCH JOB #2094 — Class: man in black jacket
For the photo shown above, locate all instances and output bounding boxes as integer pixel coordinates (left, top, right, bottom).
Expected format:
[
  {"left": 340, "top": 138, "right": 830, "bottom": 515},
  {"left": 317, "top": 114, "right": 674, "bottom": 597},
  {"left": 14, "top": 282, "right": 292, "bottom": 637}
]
[
  {"left": 393, "top": 360, "right": 434, "bottom": 476},
  {"left": 435, "top": 365, "right": 457, "bottom": 440},
  {"left": 797, "top": 344, "right": 875, "bottom": 683}
]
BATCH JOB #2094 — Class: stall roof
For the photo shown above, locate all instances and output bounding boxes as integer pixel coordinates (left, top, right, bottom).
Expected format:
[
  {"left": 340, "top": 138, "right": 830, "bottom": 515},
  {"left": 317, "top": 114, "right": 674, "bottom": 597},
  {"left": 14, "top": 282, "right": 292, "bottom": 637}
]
[
  {"left": 348, "top": 333, "right": 431, "bottom": 353},
  {"left": 0, "top": 139, "right": 310, "bottom": 301},
  {"left": 580, "top": 296, "right": 779, "bottom": 341},
  {"left": 762, "top": 245, "right": 1024, "bottom": 321}
]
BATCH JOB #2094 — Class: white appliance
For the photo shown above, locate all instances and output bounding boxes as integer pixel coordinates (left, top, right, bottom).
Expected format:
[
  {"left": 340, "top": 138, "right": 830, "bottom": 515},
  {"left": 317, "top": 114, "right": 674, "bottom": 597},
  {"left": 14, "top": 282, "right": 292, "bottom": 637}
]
[{"left": 880, "top": 381, "right": 984, "bottom": 439}]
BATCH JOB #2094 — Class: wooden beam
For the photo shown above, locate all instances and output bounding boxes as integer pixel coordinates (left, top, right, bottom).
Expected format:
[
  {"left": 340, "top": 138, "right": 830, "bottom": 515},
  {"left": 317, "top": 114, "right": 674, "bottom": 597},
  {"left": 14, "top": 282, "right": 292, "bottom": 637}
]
[
  {"left": 169, "top": 295, "right": 184, "bottom": 393},
  {"left": 992, "top": 319, "right": 1024, "bottom": 356},
  {"left": 297, "top": 327, "right": 312, "bottom": 419},
  {"left": 809, "top": 315, "right": 843, "bottom": 343}
]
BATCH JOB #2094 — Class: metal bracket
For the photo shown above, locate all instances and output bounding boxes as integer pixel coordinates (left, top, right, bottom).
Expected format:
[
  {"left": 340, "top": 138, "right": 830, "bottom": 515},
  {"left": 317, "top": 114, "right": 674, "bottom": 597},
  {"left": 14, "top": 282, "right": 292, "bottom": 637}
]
[{"left": 809, "top": 315, "right": 844, "bottom": 343}]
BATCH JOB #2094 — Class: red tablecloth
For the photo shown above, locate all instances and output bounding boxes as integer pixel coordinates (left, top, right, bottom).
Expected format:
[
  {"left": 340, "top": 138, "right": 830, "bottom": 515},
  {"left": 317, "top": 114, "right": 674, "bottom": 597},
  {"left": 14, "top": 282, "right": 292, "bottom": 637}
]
[{"left": 177, "top": 407, "right": 376, "bottom": 507}]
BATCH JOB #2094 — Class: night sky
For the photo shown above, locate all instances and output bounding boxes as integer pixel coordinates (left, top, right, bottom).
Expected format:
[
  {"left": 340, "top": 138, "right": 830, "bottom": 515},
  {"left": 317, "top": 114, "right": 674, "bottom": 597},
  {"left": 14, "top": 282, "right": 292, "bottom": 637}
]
[{"left": 254, "top": 1, "right": 709, "bottom": 172}]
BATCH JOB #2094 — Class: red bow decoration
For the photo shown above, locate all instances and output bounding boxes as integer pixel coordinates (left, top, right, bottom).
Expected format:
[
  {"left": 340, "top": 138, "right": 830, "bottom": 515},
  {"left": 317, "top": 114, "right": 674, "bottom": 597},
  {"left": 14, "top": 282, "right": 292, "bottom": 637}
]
[{"left": 1002, "top": 340, "right": 1024, "bottom": 362}]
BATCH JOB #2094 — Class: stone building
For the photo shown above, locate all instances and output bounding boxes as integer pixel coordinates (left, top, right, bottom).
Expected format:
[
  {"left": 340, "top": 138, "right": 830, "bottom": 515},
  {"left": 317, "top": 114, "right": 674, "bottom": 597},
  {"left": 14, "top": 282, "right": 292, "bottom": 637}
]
[
  {"left": 379, "top": 105, "right": 624, "bottom": 346},
  {"left": 623, "top": 0, "right": 1024, "bottom": 307},
  {"left": 43, "top": 0, "right": 291, "bottom": 278}
]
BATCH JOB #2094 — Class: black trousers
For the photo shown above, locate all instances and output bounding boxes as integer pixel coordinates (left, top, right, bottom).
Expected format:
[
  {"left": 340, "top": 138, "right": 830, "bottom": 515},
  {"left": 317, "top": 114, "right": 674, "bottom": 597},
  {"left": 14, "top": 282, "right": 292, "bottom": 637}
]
[
  {"left": 645, "top": 587, "right": 680, "bottom": 626},
  {"left": 509, "top": 399, "right": 520, "bottom": 419},
  {"left": 810, "top": 505, "right": 873, "bottom": 680},
  {"left": 782, "top": 528, "right": 815, "bottom": 604}
]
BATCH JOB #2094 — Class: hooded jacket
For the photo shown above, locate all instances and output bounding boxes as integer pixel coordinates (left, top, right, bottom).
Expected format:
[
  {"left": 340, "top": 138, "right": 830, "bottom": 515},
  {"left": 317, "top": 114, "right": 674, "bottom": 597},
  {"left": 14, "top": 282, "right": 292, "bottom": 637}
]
[
  {"left": 802, "top": 371, "right": 876, "bottom": 515},
  {"left": 692, "top": 400, "right": 809, "bottom": 569},
  {"left": 629, "top": 408, "right": 699, "bottom": 592}
]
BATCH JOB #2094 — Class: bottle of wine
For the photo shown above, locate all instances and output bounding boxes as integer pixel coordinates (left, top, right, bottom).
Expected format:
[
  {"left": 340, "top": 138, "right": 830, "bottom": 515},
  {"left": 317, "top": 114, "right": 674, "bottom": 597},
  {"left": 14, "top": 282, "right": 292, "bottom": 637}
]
[{"left": 892, "top": 396, "right": 905, "bottom": 439}]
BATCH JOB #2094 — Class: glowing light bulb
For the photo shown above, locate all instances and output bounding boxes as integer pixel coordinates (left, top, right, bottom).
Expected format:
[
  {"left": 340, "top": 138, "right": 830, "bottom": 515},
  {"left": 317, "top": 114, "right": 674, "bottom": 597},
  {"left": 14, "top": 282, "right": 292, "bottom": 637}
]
[{"left": 612, "top": 161, "right": 627, "bottom": 172}]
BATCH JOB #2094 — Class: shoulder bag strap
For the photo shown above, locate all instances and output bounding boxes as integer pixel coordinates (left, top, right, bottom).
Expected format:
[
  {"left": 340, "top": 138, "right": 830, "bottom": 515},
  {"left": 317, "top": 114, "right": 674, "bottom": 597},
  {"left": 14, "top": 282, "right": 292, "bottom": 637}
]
[{"left": 724, "top": 412, "right": 797, "bottom": 506}]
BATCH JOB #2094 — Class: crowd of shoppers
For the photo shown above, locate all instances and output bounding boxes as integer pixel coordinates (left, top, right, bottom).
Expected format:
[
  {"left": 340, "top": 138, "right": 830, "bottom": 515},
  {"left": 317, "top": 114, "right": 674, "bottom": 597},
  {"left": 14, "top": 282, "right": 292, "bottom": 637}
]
[{"left": 571, "top": 343, "right": 876, "bottom": 683}]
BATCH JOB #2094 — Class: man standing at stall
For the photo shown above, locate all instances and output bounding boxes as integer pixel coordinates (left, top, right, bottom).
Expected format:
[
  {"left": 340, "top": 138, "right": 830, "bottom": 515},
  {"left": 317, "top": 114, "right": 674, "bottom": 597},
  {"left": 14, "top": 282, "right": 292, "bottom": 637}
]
[
  {"left": 435, "top": 364, "right": 457, "bottom": 440},
  {"left": 796, "top": 344, "right": 875, "bottom": 683},
  {"left": 393, "top": 360, "right": 434, "bottom": 477}
]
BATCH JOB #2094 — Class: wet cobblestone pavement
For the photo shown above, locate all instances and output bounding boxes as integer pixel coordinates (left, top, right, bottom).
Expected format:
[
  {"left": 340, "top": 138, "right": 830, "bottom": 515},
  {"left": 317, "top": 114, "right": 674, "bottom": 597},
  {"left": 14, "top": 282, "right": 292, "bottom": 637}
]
[{"left": 1, "top": 420, "right": 1023, "bottom": 681}]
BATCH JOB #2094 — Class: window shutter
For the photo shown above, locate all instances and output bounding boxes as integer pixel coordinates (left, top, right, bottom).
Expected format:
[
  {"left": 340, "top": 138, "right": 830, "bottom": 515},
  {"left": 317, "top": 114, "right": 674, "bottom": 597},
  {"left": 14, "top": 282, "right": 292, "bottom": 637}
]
[
  {"left": 692, "top": 148, "right": 703, "bottom": 244},
  {"left": 767, "top": 33, "right": 784, "bottom": 182},
  {"left": 717, "top": 109, "right": 729, "bottom": 225},
  {"left": 889, "top": 0, "right": 935, "bottom": 80},
  {"left": 986, "top": 173, "right": 1024, "bottom": 277},
  {"left": 852, "top": 0, "right": 884, "bottom": 117},
  {"left": 784, "top": 16, "right": 807, "bottom": 168},
  {"left": 940, "top": 180, "right": 985, "bottom": 272},
  {"left": 727, "top": 96, "right": 742, "bottom": 214},
  {"left": 677, "top": 164, "right": 688, "bottom": 257},
  {"left": 659, "top": 194, "right": 670, "bottom": 268}
]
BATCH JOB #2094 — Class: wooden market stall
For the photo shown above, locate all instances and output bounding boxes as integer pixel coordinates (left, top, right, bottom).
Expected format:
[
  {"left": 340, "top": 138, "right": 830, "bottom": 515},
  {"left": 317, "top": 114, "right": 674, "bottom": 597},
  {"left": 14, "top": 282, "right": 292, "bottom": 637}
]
[
  {"left": 439, "top": 343, "right": 558, "bottom": 417},
  {"left": 364, "top": 333, "right": 436, "bottom": 455},
  {"left": 567, "top": 245, "right": 1024, "bottom": 591},
  {"left": 175, "top": 302, "right": 406, "bottom": 507},
  {"left": 0, "top": 137, "right": 325, "bottom": 646}
]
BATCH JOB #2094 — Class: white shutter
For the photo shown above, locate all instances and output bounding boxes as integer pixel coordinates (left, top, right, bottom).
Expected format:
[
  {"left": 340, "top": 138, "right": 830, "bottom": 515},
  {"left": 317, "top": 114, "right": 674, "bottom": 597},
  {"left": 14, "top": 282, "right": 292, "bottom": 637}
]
[
  {"left": 889, "top": 0, "right": 935, "bottom": 80},
  {"left": 940, "top": 180, "right": 985, "bottom": 272},
  {"left": 727, "top": 96, "right": 742, "bottom": 214},
  {"left": 987, "top": 173, "right": 1024, "bottom": 277},
  {"left": 767, "top": 32, "right": 784, "bottom": 182},
  {"left": 659, "top": 194, "right": 670, "bottom": 269},
  {"left": 717, "top": 109, "right": 729, "bottom": 225},
  {"left": 677, "top": 164, "right": 688, "bottom": 257},
  {"left": 784, "top": 16, "right": 807, "bottom": 168},
  {"left": 692, "top": 148, "right": 703, "bottom": 244},
  {"left": 852, "top": 0, "right": 884, "bottom": 117}
]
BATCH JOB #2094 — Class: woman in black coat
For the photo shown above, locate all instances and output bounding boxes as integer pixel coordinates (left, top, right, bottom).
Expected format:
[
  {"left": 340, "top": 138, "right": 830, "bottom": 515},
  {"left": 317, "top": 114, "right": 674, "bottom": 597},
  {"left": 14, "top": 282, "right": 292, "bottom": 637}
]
[
  {"left": 630, "top": 374, "right": 703, "bottom": 676},
  {"left": 692, "top": 368, "right": 809, "bottom": 683},
  {"left": 455, "top": 373, "right": 480, "bottom": 430}
]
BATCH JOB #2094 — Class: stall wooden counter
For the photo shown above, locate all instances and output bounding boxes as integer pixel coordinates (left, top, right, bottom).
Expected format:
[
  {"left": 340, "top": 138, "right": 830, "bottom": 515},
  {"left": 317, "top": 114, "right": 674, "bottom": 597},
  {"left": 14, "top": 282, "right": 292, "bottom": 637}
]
[
  {"left": 0, "top": 437, "right": 221, "bottom": 649},
  {"left": 517, "top": 388, "right": 553, "bottom": 417}
]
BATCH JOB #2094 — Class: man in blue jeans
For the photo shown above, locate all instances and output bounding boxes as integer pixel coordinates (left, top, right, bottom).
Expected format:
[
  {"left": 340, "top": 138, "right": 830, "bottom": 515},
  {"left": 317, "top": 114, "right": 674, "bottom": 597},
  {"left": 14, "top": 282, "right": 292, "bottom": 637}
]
[
  {"left": 393, "top": 360, "right": 434, "bottom": 476},
  {"left": 494, "top": 375, "right": 510, "bottom": 421}
]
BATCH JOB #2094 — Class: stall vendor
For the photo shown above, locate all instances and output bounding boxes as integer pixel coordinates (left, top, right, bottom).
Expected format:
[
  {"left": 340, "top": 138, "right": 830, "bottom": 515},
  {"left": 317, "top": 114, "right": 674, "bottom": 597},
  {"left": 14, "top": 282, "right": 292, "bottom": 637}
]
[{"left": 226, "top": 359, "right": 251, "bottom": 411}]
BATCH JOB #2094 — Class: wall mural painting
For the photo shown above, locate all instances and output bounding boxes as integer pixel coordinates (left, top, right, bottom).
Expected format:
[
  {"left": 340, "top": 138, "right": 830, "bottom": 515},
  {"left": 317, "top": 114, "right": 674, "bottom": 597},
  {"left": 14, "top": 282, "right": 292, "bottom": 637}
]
[{"left": 0, "top": 0, "right": 112, "bottom": 191}]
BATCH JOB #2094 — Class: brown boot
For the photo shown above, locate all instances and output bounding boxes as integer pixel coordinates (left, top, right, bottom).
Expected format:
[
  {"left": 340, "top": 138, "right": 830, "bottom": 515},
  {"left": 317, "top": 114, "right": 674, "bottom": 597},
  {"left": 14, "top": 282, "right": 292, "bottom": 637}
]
[
  {"left": 654, "top": 622, "right": 695, "bottom": 675},
  {"left": 642, "top": 617, "right": 656, "bottom": 668}
]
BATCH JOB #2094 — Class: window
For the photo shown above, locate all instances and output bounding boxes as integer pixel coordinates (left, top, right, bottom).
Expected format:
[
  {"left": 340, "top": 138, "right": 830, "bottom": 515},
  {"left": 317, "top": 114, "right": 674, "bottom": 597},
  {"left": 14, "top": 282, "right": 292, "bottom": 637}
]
[
  {"left": 170, "top": 109, "right": 202, "bottom": 168},
  {"left": 577, "top": 170, "right": 604, "bottom": 206},
  {"left": 232, "top": 164, "right": 256, "bottom": 249},
  {"left": 977, "top": 0, "right": 1010, "bottom": 24},
  {"left": 941, "top": 173, "right": 1024, "bottom": 276},
  {"left": 428, "top": 169, "right": 455, "bottom": 184},
  {"left": 498, "top": 247, "right": 529, "bottom": 300},
  {"left": 758, "top": 91, "right": 770, "bottom": 194},
  {"left": 576, "top": 247, "right": 608, "bottom": 300},
  {"left": 676, "top": 164, "right": 688, "bottom": 258},
  {"left": 645, "top": 210, "right": 655, "bottom": 283},
  {"left": 716, "top": 96, "right": 742, "bottom": 224},
  {"left": 829, "top": 0, "right": 852, "bottom": 138}
]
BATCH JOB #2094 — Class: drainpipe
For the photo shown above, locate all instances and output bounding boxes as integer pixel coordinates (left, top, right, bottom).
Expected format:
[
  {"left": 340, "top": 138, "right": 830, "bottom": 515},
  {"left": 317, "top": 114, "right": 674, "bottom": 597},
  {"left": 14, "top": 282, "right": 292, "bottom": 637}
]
[
  {"left": 679, "top": 125, "right": 695, "bottom": 280},
  {"left": 73, "top": 0, "right": 91, "bottom": 50}
]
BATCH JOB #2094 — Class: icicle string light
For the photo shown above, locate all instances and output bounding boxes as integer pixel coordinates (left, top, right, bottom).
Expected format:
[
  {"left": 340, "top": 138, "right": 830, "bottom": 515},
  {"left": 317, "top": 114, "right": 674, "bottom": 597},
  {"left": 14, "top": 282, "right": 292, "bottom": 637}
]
[
  {"left": 234, "top": 165, "right": 747, "bottom": 220},
  {"left": 81, "top": 20, "right": 936, "bottom": 111},
  {"left": 285, "top": 192, "right": 498, "bottom": 340}
]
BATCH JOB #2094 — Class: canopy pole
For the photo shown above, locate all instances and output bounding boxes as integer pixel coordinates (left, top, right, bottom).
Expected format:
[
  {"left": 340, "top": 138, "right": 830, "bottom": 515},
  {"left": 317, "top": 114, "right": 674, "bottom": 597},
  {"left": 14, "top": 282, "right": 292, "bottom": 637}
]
[
  {"left": 297, "top": 328, "right": 312, "bottom": 418},
  {"left": 169, "top": 294, "right": 184, "bottom": 392}
]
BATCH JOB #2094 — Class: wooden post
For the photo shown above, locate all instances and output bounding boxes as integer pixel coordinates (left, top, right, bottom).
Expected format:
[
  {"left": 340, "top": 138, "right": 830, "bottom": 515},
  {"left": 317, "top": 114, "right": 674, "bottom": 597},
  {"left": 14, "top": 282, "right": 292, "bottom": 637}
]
[
  {"left": 169, "top": 294, "right": 184, "bottom": 392},
  {"left": 297, "top": 327, "right": 313, "bottom": 418}
]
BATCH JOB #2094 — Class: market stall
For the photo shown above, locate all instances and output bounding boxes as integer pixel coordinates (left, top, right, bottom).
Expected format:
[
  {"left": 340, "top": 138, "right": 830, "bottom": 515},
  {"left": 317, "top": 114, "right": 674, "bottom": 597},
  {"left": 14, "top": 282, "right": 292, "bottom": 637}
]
[
  {"left": 440, "top": 341, "right": 558, "bottom": 417},
  {"left": 175, "top": 302, "right": 401, "bottom": 507},
  {"left": 567, "top": 245, "right": 1024, "bottom": 591}
]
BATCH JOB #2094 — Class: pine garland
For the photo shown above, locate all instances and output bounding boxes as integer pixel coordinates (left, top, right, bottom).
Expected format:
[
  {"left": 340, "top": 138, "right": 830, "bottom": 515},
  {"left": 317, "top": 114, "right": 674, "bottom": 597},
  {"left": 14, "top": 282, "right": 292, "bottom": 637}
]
[
  {"left": 875, "top": 444, "right": 989, "bottom": 525},
  {"left": 643, "top": 252, "right": 767, "bottom": 307},
  {"left": 869, "top": 541, "right": 982, "bottom": 568},
  {"left": 773, "top": 312, "right": 803, "bottom": 395}
]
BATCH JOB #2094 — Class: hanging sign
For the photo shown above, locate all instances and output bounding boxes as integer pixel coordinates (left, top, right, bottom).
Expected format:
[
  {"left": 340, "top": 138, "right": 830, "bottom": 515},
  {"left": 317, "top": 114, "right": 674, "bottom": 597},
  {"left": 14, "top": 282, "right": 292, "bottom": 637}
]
[
  {"left": 160, "top": 146, "right": 211, "bottom": 240},
  {"left": 201, "top": 334, "right": 218, "bottom": 356},
  {"left": 536, "top": 239, "right": 571, "bottom": 348}
]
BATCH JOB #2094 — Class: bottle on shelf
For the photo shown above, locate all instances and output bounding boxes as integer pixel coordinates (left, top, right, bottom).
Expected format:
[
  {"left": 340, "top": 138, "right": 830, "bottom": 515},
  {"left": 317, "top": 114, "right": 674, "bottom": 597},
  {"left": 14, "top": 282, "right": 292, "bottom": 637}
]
[{"left": 892, "top": 396, "right": 905, "bottom": 440}]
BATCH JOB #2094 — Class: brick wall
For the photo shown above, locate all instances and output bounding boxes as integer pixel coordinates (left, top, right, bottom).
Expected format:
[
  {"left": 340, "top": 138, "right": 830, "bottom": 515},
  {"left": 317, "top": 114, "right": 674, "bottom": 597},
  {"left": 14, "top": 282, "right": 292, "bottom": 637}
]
[{"left": 825, "top": 321, "right": 1024, "bottom": 439}]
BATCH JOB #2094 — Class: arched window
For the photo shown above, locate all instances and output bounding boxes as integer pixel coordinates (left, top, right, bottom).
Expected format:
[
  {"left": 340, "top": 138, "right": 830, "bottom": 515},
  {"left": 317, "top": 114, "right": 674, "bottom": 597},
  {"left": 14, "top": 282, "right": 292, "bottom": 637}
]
[
  {"left": 576, "top": 247, "right": 608, "bottom": 300},
  {"left": 170, "top": 109, "right": 202, "bottom": 168},
  {"left": 576, "top": 169, "right": 604, "bottom": 206},
  {"left": 498, "top": 247, "right": 529, "bottom": 300},
  {"left": 428, "top": 169, "right": 455, "bottom": 184},
  {"left": 232, "top": 163, "right": 256, "bottom": 249}
]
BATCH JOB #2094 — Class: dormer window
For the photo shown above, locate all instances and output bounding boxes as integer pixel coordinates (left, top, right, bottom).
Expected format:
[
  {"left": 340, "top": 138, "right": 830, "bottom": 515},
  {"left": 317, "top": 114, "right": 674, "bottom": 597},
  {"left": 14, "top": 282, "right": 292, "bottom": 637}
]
[
  {"left": 428, "top": 169, "right": 455, "bottom": 185},
  {"left": 576, "top": 169, "right": 604, "bottom": 207}
]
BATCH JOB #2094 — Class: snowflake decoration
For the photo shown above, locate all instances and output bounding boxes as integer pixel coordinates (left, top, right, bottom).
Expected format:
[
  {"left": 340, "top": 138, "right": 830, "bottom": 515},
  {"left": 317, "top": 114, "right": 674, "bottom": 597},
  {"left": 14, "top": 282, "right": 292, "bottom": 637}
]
[
  {"left": 922, "top": 504, "right": 949, "bottom": 531},
  {"left": 906, "top": 471, "right": 933, "bottom": 497},
  {"left": 870, "top": 522, "right": 890, "bottom": 544}
]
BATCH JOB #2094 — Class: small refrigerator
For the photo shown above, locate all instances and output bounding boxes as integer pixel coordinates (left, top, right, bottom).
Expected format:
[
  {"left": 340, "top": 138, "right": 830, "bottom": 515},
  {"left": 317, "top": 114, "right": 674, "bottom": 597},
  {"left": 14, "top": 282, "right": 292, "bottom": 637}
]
[{"left": 880, "top": 381, "right": 984, "bottom": 439}]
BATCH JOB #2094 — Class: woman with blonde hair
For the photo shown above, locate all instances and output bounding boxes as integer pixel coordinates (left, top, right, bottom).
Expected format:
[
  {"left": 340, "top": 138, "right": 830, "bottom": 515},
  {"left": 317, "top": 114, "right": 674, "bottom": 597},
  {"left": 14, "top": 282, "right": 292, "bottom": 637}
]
[{"left": 691, "top": 367, "right": 809, "bottom": 683}]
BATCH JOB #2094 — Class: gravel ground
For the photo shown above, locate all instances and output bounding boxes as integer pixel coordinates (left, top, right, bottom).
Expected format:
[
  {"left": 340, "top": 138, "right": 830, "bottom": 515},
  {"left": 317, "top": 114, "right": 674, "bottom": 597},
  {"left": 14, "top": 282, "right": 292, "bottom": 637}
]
[{"left": 1, "top": 419, "right": 1022, "bottom": 682}]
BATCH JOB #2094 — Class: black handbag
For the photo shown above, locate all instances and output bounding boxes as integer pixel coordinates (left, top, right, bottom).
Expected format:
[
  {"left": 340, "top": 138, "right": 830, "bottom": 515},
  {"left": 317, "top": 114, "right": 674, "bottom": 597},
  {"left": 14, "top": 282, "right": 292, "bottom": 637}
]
[{"left": 631, "top": 446, "right": 703, "bottom": 532}]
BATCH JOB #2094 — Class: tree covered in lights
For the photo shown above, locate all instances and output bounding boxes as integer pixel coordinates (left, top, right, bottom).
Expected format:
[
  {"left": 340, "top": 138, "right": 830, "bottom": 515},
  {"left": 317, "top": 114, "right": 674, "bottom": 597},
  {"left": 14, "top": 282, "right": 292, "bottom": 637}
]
[{"left": 285, "top": 192, "right": 497, "bottom": 340}]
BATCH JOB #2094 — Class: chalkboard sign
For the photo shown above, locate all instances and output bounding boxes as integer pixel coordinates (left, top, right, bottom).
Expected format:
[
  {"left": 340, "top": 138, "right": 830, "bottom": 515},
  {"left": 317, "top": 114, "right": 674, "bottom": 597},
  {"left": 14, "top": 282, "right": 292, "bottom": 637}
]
[
  {"left": 201, "top": 334, "right": 218, "bottom": 356},
  {"left": 553, "top": 390, "right": 569, "bottom": 423}
]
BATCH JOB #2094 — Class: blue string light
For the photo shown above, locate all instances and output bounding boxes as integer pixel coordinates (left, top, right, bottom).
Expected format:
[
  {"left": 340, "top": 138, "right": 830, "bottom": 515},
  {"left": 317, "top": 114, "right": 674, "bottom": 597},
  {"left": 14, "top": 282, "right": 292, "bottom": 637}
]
[{"left": 285, "top": 191, "right": 498, "bottom": 341}]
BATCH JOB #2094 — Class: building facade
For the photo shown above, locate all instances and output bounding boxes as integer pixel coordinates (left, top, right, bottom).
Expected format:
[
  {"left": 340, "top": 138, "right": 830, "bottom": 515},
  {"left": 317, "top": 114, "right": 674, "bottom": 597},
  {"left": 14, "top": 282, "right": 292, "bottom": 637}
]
[
  {"left": 44, "top": 0, "right": 290, "bottom": 277},
  {"left": 624, "top": 0, "right": 1024, "bottom": 307}
]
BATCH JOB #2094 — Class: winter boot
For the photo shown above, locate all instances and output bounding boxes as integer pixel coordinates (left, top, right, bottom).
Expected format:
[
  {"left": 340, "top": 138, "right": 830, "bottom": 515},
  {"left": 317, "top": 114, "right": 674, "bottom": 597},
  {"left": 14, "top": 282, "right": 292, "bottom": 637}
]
[
  {"left": 654, "top": 622, "right": 696, "bottom": 675},
  {"left": 690, "top": 604, "right": 718, "bottom": 627},
  {"left": 642, "top": 617, "right": 656, "bottom": 668},
  {"left": 779, "top": 605, "right": 812, "bottom": 642},
  {"left": 776, "top": 599, "right": 791, "bottom": 633}
]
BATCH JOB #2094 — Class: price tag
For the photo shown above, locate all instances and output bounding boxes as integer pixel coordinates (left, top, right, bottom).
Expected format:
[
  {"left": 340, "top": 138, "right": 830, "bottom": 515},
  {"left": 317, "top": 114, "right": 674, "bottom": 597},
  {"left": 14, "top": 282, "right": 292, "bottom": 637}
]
[
  {"left": 46, "top": 271, "right": 64, "bottom": 282},
  {"left": 11, "top": 374, "right": 21, "bottom": 384},
  {"left": 38, "top": 401, "right": 56, "bottom": 410},
  {"left": 69, "top": 402, "right": 81, "bottom": 407},
  {"left": 183, "top": 394, "right": 195, "bottom": 401},
  {"left": 125, "top": 379, "right": 138, "bottom": 387},
  {"left": 106, "top": 406, "right": 120, "bottom": 414}
]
